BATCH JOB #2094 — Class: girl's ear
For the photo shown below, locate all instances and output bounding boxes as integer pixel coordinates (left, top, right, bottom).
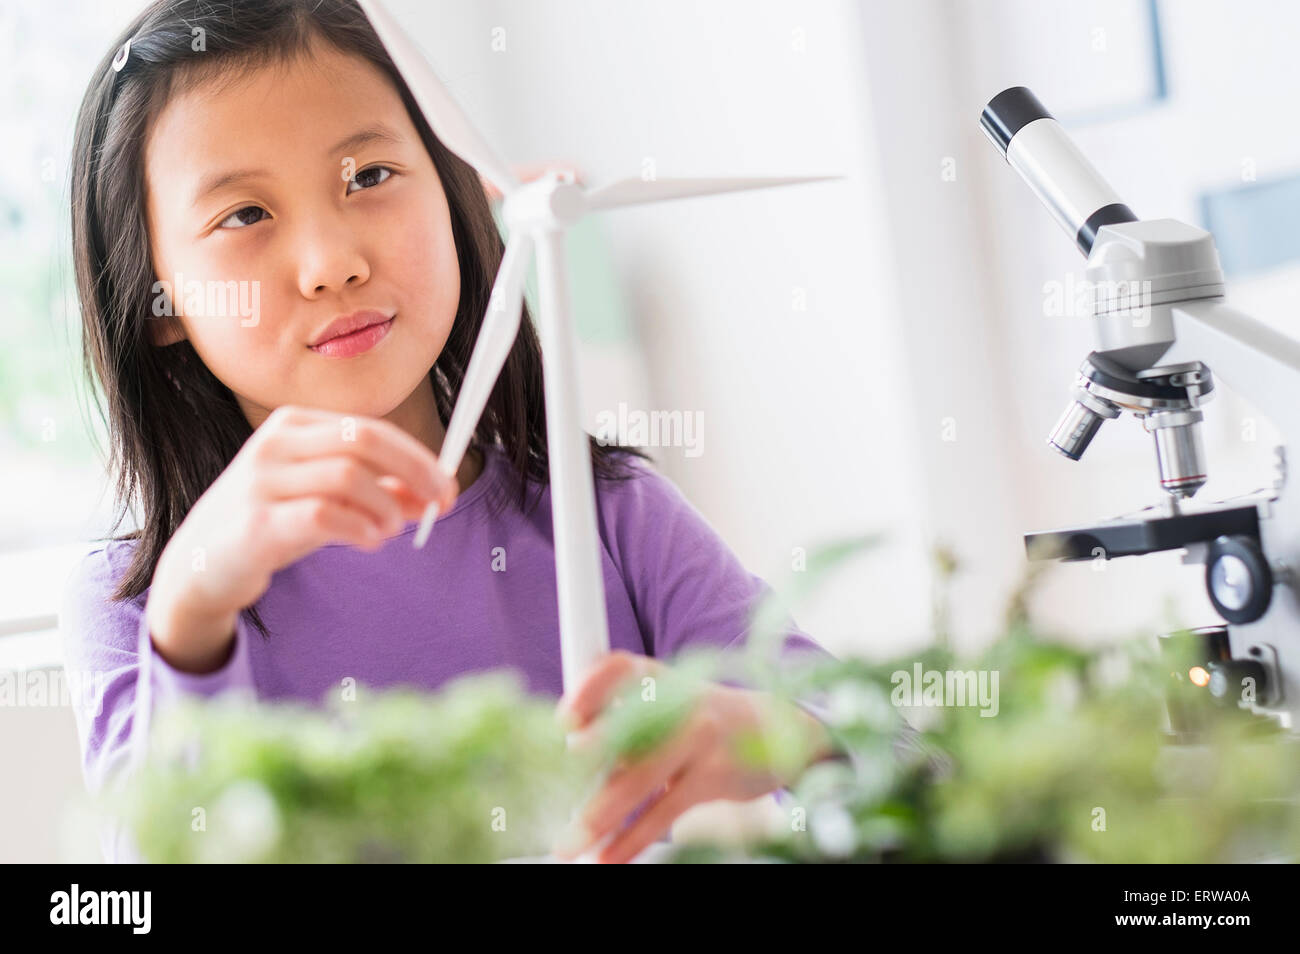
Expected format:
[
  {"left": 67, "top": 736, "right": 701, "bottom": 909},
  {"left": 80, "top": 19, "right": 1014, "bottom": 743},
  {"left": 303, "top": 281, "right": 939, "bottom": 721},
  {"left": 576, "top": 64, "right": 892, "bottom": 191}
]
[{"left": 147, "top": 315, "right": 187, "bottom": 347}]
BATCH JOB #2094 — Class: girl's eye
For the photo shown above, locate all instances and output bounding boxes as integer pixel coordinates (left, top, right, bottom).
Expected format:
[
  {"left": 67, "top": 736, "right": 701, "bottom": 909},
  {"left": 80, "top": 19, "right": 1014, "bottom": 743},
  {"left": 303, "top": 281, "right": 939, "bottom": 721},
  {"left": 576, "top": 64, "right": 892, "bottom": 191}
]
[
  {"left": 347, "top": 165, "right": 393, "bottom": 193},
  {"left": 213, "top": 167, "right": 393, "bottom": 230},
  {"left": 218, "top": 206, "right": 269, "bottom": 230}
]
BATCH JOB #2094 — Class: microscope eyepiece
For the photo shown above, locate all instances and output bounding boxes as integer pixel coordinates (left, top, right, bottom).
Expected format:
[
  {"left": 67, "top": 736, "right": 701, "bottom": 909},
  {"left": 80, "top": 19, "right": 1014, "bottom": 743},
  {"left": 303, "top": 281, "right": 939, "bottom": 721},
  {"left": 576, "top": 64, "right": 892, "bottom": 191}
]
[
  {"left": 979, "top": 86, "right": 1051, "bottom": 156},
  {"left": 980, "top": 86, "right": 1137, "bottom": 255}
]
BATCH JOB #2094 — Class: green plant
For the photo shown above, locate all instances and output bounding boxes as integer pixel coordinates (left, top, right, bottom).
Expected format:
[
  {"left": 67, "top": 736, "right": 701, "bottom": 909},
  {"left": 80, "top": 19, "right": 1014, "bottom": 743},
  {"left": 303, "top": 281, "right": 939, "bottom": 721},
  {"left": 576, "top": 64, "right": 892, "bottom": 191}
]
[
  {"left": 612, "top": 537, "right": 1300, "bottom": 863},
  {"left": 100, "top": 671, "right": 600, "bottom": 863}
]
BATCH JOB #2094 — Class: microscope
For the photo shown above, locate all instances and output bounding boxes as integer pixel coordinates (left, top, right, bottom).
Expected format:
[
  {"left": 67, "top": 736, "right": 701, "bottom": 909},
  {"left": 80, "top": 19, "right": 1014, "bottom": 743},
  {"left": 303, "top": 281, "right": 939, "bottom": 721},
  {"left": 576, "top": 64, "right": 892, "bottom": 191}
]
[{"left": 980, "top": 87, "right": 1300, "bottom": 731}]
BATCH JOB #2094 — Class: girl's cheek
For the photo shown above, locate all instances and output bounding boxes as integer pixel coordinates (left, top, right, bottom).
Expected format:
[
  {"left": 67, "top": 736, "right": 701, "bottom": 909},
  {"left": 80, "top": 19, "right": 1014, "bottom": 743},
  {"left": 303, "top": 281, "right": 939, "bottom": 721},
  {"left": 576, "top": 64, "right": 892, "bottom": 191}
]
[
  {"left": 385, "top": 210, "right": 459, "bottom": 315},
  {"left": 378, "top": 176, "right": 455, "bottom": 257},
  {"left": 384, "top": 202, "right": 450, "bottom": 270}
]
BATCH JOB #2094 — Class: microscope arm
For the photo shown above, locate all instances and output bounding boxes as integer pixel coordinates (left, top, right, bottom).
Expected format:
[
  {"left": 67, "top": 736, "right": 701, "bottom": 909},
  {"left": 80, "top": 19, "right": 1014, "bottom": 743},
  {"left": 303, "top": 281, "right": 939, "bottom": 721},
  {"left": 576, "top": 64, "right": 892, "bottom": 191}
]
[{"left": 1162, "top": 298, "right": 1300, "bottom": 458}]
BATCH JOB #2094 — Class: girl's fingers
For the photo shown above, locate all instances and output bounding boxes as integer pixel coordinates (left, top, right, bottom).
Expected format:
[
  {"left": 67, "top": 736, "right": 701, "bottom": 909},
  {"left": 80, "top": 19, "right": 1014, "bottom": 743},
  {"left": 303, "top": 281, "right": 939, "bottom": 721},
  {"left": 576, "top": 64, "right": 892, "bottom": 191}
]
[
  {"left": 557, "top": 650, "right": 660, "bottom": 731},
  {"left": 573, "top": 711, "right": 705, "bottom": 847},
  {"left": 262, "top": 456, "right": 409, "bottom": 534},
  {"left": 565, "top": 714, "right": 607, "bottom": 754},
  {"left": 376, "top": 475, "right": 435, "bottom": 521},
  {"left": 597, "top": 774, "right": 702, "bottom": 864},
  {"left": 266, "top": 495, "right": 386, "bottom": 559},
  {"left": 265, "top": 414, "right": 458, "bottom": 508}
]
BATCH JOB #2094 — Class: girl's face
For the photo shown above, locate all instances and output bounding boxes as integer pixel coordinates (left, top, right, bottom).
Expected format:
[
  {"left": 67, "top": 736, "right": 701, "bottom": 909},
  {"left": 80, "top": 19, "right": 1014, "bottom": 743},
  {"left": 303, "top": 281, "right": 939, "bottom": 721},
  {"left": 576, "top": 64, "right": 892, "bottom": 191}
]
[{"left": 143, "top": 38, "right": 461, "bottom": 428}]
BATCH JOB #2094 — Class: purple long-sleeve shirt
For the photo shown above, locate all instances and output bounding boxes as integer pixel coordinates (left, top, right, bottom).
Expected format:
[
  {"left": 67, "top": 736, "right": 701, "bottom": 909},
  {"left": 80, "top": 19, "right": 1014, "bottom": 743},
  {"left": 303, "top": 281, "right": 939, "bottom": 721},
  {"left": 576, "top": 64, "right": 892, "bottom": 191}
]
[{"left": 60, "top": 442, "right": 836, "bottom": 861}]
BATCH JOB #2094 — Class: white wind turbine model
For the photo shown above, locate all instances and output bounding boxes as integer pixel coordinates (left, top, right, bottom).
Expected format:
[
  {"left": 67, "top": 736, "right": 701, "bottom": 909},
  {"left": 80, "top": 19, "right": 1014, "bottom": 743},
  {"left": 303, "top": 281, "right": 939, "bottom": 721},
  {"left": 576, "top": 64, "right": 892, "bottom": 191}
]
[{"left": 359, "top": 0, "right": 837, "bottom": 692}]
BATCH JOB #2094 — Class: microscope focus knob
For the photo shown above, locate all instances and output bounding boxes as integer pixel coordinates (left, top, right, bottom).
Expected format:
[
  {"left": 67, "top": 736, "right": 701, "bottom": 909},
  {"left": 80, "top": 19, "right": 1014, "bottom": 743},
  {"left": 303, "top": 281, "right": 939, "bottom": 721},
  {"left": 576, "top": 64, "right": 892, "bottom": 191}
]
[
  {"left": 1205, "top": 535, "right": 1272, "bottom": 624},
  {"left": 1206, "top": 659, "right": 1268, "bottom": 707}
]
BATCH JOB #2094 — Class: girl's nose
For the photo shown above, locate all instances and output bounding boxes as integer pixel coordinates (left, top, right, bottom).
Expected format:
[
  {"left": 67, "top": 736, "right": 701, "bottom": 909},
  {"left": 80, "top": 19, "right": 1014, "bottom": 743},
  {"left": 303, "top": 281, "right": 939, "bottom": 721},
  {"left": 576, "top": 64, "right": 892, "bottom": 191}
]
[{"left": 295, "top": 216, "right": 372, "bottom": 298}]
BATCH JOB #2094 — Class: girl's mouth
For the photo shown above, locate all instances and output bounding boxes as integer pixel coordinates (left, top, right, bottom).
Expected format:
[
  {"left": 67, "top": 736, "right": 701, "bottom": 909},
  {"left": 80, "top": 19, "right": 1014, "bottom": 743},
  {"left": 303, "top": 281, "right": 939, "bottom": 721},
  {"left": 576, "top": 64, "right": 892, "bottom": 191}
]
[{"left": 309, "top": 316, "right": 395, "bottom": 358}]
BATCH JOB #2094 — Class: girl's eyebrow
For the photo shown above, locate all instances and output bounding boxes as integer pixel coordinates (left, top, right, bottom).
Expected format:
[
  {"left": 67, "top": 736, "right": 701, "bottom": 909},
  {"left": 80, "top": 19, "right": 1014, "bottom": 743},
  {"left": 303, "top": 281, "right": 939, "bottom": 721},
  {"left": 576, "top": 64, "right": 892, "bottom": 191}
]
[
  {"left": 327, "top": 122, "right": 405, "bottom": 157},
  {"left": 192, "top": 168, "right": 270, "bottom": 207},
  {"left": 190, "top": 123, "right": 406, "bottom": 207}
]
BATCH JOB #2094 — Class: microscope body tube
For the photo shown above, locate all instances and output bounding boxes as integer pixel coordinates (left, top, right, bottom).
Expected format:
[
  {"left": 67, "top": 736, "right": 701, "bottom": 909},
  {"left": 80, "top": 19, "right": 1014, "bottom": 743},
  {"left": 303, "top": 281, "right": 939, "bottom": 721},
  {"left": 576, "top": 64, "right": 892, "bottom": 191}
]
[{"left": 980, "top": 87, "right": 1137, "bottom": 255}]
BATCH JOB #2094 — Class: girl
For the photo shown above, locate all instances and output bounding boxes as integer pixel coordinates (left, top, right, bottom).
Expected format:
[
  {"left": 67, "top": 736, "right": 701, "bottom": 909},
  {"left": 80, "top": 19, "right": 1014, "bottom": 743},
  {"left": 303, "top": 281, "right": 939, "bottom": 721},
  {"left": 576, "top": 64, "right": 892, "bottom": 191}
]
[{"left": 61, "top": 0, "right": 843, "bottom": 864}]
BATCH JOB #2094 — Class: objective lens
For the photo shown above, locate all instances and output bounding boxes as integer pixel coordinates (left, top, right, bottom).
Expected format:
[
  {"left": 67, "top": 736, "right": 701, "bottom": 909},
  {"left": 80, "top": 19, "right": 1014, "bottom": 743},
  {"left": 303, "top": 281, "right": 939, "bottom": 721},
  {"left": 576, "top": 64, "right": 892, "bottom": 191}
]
[
  {"left": 1146, "top": 409, "right": 1207, "bottom": 499},
  {"left": 1048, "top": 398, "right": 1109, "bottom": 460}
]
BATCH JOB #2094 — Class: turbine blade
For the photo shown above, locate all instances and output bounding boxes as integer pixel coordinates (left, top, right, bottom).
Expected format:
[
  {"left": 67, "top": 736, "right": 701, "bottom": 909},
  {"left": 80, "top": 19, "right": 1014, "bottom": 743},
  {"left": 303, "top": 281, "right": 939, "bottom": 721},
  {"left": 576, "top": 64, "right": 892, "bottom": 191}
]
[
  {"left": 413, "top": 230, "right": 533, "bottom": 548},
  {"left": 358, "top": 0, "right": 519, "bottom": 196},
  {"left": 584, "top": 175, "right": 839, "bottom": 211}
]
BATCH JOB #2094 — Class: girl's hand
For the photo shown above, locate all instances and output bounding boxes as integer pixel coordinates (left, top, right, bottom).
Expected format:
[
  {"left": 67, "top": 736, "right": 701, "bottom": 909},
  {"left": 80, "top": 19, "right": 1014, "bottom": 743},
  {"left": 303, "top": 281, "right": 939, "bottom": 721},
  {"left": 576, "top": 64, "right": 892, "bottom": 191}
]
[
  {"left": 146, "top": 404, "right": 458, "bottom": 672},
  {"left": 552, "top": 650, "right": 836, "bottom": 864}
]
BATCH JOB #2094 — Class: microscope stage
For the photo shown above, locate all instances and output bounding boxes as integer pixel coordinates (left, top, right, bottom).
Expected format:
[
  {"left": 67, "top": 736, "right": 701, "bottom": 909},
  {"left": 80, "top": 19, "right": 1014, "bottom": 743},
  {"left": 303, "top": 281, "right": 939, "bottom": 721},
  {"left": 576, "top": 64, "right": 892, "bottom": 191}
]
[{"left": 1025, "top": 503, "right": 1261, "bottom": 561}]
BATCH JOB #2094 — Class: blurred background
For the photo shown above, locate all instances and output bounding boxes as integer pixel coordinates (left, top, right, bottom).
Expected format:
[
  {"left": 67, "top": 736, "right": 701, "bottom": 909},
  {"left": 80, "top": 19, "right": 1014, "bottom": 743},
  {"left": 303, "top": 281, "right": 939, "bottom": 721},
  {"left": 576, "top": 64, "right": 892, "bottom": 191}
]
[{"left": 5, "top": 0, "right": 1300, "bottom": 860}]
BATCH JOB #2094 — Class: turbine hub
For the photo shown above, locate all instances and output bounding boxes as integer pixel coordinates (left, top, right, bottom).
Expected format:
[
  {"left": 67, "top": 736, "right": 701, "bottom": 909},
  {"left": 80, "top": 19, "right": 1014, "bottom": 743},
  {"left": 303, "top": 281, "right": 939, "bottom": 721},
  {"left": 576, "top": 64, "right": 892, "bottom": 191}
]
[{"left": 501, "top": 174, "right": 586, "bottom": 230}]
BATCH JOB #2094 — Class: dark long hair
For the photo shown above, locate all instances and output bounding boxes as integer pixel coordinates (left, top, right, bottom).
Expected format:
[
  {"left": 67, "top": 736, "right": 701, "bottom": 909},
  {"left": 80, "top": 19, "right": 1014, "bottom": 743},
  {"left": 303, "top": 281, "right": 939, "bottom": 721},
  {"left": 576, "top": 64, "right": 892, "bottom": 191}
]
[{"left": 70, "top": 0, "right": 649, "bottom": 638}]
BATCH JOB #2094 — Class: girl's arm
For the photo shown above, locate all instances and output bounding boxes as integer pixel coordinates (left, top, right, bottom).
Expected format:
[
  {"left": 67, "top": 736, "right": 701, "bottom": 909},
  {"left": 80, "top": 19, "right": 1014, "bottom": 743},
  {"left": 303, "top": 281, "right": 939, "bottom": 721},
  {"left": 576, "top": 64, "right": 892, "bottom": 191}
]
[
  {"left": 596, "top": 455, "right": 831, "bottom": 665},
  {"left": 59, "top": 541, "right": 257, "bottom": 861},
  {"left": 554, "top": 460, "right": 942, "bottom": 860},
  {"left": 595, "top": 456, "right": 932, "bottom": 771},
  {"left": 58, "top": 409, "right": 456, "bottom": 861}
]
